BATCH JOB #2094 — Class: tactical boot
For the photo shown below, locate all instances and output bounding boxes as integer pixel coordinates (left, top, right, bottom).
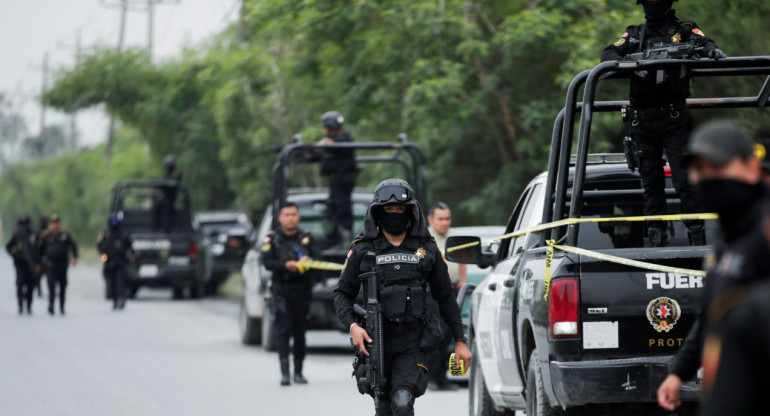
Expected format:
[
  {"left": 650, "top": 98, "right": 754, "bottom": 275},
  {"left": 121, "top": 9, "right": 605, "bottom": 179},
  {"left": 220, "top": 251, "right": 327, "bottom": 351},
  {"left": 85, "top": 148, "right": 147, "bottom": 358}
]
[
  {"left": 688, "top": 225, "right": 706, "bottom": 246},
  {"left": 648, "top": 227, "right": 668, "bottom": 247},
  {"left": 280, "top": 358, "right": 291, "bottom": 386},
  {"left": 48, "top": 305, "right": 54, "bottom": 316},
  {"left": 293, "top": 360, "right": 308, "bottom": 384}
]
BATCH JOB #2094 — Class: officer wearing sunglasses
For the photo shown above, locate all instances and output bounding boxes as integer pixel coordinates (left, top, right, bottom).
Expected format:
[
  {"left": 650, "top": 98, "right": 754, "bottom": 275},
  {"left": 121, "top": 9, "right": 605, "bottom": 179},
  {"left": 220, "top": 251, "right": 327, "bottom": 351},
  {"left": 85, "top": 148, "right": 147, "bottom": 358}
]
[{"left": 333, "top": 178, "right": 471, "bottom": 416}]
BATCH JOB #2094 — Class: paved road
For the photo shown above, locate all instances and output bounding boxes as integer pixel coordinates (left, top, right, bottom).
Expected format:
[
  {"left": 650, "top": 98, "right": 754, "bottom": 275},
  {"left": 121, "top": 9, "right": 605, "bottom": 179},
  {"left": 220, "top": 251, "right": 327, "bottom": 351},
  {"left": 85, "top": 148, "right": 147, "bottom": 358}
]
[{"left": 0, "top": 253, "right": 468, "bottom": 416}]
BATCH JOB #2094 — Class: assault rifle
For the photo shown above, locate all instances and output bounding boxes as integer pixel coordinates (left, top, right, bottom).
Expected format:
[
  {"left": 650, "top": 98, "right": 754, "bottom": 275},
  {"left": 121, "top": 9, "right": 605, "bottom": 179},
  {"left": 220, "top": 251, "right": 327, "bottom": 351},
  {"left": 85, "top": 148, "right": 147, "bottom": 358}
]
[
  {"left": 353, "top": 271, "right": 386, "bottom": 404},
  {"left": 625, "top": 42, "right": 705, "bottom": 84}
]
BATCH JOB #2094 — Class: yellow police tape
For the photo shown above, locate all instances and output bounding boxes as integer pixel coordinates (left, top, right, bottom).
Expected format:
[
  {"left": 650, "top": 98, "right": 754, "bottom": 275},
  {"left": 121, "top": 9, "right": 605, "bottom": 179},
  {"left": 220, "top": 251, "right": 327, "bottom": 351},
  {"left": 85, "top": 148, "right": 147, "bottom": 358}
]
[
  {"left": 296, "top": 259, "right": 345, "bottom": 273},
  {"left": 443, "top": 213, "right": 718, "bottom": 301}
]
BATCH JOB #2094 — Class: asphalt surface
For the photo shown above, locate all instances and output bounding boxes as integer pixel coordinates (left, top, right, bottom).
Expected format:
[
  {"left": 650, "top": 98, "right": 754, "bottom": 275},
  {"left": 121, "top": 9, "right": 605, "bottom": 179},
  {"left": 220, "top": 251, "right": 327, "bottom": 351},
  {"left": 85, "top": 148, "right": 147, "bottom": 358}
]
[{"left": 0, "top": 253, "right": 468, "bottom": 416}]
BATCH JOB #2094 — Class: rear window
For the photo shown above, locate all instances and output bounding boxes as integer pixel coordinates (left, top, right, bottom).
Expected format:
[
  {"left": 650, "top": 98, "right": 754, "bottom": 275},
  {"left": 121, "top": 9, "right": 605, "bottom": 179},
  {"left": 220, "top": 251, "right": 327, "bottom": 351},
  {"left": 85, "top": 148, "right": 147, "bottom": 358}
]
[{"left": 574, "top": 190, "right": 719, "bottom": 250}]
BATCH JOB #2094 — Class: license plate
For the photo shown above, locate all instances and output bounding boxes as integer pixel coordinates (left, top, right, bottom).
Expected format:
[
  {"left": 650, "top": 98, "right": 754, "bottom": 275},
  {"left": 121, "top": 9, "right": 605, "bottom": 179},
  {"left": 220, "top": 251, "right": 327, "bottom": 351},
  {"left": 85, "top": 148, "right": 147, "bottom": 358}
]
[
  {"left": 138, "top": 264, "right": 159, "bottom": 277},
  {"left": 168, "top": 256, "right": 190, "bottom": 266}
]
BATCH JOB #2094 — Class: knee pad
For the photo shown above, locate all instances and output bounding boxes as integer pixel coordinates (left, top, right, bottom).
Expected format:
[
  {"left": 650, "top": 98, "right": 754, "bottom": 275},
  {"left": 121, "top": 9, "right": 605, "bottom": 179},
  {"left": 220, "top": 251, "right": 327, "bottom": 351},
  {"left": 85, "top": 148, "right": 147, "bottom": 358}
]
[{"left": 391, "top": 389, "right": 414, "bottom": 416}]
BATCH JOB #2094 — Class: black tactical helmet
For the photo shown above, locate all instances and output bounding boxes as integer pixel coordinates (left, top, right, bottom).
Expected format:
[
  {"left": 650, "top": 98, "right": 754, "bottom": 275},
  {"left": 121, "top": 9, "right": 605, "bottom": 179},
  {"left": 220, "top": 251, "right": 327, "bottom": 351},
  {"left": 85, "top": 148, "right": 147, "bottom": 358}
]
[
  {"left": 17, "top": 214, "right": 30, "bottom": 226},
  {"left": 163, "top": 155, "right": 177, "bottom": 170},
  {"left": 108, "top": 216, "right": 120, "bottom": 228},
  {"left": 355, "top": 178, "right": 433, "bottom": 241},
  {"left": 321, "top": 111, "right": 345, "bottom": 130}
]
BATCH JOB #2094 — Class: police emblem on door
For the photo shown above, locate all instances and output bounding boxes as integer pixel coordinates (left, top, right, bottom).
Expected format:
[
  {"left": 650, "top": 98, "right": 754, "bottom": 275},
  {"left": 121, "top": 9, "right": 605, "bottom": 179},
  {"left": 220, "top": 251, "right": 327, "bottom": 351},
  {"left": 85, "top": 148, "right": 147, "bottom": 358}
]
[{"left": 646, "top": 297, "right": 681, "bottom": 333}]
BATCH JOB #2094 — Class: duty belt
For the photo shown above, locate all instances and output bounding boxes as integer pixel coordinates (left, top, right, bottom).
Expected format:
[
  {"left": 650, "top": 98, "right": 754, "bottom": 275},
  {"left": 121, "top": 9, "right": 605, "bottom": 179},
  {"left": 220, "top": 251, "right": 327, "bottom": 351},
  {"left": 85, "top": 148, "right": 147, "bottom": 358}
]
[
  {"left": 383, "top": 320, "right": 420, "bottom": 335},
  {"left": 622, "top": 102, "right": 687, "bottom": 123}
]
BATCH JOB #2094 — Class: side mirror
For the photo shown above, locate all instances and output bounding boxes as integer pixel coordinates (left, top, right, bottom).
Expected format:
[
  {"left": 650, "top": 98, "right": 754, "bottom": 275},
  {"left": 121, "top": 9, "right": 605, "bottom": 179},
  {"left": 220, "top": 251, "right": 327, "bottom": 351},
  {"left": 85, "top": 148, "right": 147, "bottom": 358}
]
[
  {"left": 446, "top": 236, "right": 496, "bottom": 268},
  {"left": 445, "top": 236, "right": 481, "bottom": 263}
]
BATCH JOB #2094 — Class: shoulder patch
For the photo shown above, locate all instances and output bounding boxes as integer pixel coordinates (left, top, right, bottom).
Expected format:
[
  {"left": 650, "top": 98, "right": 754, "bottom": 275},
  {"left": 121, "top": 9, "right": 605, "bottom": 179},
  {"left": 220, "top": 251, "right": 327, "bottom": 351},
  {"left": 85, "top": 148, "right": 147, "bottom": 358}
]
[
  {"left": 614, "top": 37, "right": 627, "bottom": 47},
  {"left": 692, "top": 28, "right": 705, "bottom": 37},
  {"left": 261, "top": 243, "right": 271, "bottom": 252}
]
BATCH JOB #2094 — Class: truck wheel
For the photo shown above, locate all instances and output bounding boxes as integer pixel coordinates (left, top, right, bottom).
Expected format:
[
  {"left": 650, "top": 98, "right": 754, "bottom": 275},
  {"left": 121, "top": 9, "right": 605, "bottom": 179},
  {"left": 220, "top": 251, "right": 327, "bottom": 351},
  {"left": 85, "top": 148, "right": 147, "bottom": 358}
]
[
  {"left": 239, "top": 301, "right": 262, "bottom": 345},
  {"left": 526, "top": 350, "right": 564, "bottom": 416},
  {"left": 172, "top": 286, "right": 185, "bottom": 300},
  {"left": 261, "top": 302, "right": 277, "bottom": 352},
  {"left": 469, "top": 343, "right": 505, "bottom": 416},
  {"left": 190, "top": 277, "right": 205, "bottom": 299}
]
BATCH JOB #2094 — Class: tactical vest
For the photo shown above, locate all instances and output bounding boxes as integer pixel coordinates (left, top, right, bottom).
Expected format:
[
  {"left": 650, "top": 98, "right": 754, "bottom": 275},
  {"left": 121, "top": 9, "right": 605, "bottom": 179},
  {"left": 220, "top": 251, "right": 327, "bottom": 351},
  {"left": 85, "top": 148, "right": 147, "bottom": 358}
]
[
  {"left": 43, "top": 232, "right": 71, "bottom": 262},
  {"left": 629, "top": 21, "right": 691, "bottom": 106},
  {"left": 359, "top": 238, "right": 435, "bottom": 324},
  {"left": 271, "top": 230, "right": 313, "bottom": 284}
]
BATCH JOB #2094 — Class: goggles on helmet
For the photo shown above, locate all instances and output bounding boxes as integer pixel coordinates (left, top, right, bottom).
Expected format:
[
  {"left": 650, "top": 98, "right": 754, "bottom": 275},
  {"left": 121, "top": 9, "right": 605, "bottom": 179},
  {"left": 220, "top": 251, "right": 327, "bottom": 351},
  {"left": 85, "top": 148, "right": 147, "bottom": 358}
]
[{"left": 374, "top": 186, "right": 412, "bottom": 203}]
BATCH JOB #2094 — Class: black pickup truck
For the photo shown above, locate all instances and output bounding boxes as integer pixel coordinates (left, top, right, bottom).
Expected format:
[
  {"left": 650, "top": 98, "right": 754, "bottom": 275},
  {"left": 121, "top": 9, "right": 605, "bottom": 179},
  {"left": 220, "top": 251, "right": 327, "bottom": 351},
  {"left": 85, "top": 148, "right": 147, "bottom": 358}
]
[
  {"left": 448, "top": 55, "right": 770, "bottom": 415},
  {"left": 110, "top": 180, "right": 203, "bottom": 299}
]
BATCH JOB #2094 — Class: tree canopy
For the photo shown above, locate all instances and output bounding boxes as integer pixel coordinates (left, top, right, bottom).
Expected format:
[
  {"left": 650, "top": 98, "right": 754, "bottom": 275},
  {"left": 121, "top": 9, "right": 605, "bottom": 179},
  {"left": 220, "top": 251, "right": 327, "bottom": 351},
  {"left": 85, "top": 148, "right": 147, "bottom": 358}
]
[{"left": 3, "top": 0, "right": 769, "bottom": 241}]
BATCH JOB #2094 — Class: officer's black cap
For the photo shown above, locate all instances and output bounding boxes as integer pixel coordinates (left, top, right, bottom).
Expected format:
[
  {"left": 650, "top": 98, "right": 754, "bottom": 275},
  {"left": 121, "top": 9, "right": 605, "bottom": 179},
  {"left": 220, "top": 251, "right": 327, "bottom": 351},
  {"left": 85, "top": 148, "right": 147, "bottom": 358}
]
[{"left": 682, "top": 120, "right": 754, "bottom": 168}]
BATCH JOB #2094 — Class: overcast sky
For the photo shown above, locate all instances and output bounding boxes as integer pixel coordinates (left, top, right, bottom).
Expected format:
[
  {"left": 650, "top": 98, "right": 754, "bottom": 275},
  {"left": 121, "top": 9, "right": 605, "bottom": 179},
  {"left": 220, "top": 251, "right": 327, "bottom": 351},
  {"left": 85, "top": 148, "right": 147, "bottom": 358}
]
[{"left": 0, "top": 0, "right": 239, "bottom": 147}]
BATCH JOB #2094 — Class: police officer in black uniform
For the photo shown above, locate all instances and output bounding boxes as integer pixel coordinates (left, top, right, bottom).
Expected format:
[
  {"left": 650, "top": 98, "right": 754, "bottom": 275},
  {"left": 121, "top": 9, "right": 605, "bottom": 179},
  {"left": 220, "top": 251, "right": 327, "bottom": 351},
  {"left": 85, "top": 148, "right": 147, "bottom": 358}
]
[
  {"left": 333, "top": 179, "right": 472, "bottom": 416},
  {"left": 318, "top": 111, "right": 358, "bottom": 243},
  {"left": 601, "top": 0, "right": 725, "bottom": 247},
  {"left": 261, "top": 202, "right": 316, "bottom": 386},
  {"left": 657, "top": 120, "right": 770, "bottom": 412},
  {"left": 36, "top": 216, "right": 49, "bottom": 297},
  {"left": 156, "top": 155, "right": 183, "bottom": 232},
  {"left": 6, "top": 215, "right": 40, "bottom": 314},
  {"left": 97, "top": 216, "right": 133, "bottom": 310},
  {"left": 38, "top": 214, "right": 78, "bottom": 315}
]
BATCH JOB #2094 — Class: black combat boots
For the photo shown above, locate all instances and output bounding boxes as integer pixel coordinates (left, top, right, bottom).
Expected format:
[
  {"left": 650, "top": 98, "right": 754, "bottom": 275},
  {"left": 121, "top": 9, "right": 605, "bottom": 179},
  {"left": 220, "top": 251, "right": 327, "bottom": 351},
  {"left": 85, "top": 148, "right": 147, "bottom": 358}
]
[
  {"left": 280, "top": 358, "right": 291, "bottom": 386},
  {"left": 293, "top": 360, "right": 308, "bottom": 384}
]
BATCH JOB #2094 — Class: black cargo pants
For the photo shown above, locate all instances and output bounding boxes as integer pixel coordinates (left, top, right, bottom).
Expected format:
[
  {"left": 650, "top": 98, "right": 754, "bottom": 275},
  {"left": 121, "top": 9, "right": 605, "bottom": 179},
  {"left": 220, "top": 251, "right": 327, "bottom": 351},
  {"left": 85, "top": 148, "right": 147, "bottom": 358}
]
[
  {"left": 104, "top": 263, "right": 127, "bottom": 307},
  {"left": 630, "top": 108, "right": 703, "bottom": 230},
  {"left": 328, "top": 173, "right": 356, "bottom": 232},
  {"left": 47, "top": 261, "right": 69, "bottom": 310},
  {"left": 374, "top": 323, "right": 430, "bottom": 416},
  {"left": 15, "top": 262, "right": 36, "bottom": 311},
  {"left": 274, "top": 288, "right": 311, "bottom": 363}
]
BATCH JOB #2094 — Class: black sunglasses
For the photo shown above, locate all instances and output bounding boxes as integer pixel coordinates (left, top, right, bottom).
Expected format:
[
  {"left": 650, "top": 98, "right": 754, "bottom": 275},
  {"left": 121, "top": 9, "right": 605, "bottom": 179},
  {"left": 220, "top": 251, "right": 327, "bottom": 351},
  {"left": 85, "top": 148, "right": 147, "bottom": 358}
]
[{"left": 374, "top": 186, "right": 412, "bottom": 203}]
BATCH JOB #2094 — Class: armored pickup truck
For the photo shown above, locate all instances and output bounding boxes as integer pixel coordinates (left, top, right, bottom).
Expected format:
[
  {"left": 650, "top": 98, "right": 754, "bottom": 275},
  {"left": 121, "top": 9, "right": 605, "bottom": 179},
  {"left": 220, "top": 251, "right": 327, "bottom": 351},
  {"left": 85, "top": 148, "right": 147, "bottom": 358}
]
[
  {"left": 239, "top": 135, "right": 428, "bottom": 349},
  {"left": 447, "top": 55, "right": 770, "bottom": 415},
  {"left": 109, "top": 180, "right": 203, "bottom": 299}
]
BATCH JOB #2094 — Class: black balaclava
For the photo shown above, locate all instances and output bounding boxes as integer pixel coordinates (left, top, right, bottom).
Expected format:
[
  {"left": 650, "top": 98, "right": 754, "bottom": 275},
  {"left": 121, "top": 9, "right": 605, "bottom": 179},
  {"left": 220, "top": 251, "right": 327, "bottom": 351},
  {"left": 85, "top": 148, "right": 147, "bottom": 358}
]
[
  {"left": 378, "top": 208, "right": 410, "bottom": 235},
  {"left": 643, "top": 0, "right": 674, "bottom": 29},
  {"left": 695, "top": 179, "right": 764, "bottom": 240}
]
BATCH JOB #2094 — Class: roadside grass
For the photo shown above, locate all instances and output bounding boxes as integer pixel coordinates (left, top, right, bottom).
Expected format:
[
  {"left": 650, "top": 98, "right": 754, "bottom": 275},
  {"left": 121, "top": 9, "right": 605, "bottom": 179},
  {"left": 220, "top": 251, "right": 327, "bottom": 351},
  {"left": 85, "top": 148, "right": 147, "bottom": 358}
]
[{"left": 218, "top": 272, "right": 243, "bottom": 299}]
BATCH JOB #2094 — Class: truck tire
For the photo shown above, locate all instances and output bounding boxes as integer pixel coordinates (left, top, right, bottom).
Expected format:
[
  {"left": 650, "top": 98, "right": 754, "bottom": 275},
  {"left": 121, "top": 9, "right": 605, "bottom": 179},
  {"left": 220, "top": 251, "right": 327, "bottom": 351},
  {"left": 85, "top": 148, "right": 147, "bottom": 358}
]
[
  {"left": 469, "top": 343, "right": 507, "bottom": 416},
  {"left": 239, "top": 301, "right": 262, "bottom": 345},
  {"left": 190, "top": 276, "right": 205, "bottom": 299},
  {"left": 172, "top": 286, "right": 185, "bottom": 300},
  {"left": 526, "top": 350, "right": 564, "bottom": 416},
  {"left": 262, "top": 302, "right": 277, "bottom": 352}
]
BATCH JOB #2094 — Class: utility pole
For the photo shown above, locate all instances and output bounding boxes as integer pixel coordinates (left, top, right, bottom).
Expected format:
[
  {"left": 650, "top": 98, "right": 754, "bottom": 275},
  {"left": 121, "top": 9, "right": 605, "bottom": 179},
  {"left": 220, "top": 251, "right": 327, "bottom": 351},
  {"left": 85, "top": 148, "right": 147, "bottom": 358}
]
[
  {"left": 39, "top": 52, "right": 49, "bottom": 143},
  {"left": 104, "top": 0, "right": 129, "bottom": 167},
  {"left": 147, "top": 0, "right": 154, "bottom": 60}
]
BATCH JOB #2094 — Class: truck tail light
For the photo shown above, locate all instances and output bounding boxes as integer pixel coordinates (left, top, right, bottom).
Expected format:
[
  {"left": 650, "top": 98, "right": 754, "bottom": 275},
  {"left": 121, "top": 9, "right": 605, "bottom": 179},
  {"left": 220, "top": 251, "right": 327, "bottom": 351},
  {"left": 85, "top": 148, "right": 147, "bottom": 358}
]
[
  {"left": 188, "top": 242, "right": 198, "bottom": 260},
  {"left": 548, "top": 277, "right": 580, "bottom": 339},
  {"left": 664, "top": 165, "right": 672, "bottom": 177}
]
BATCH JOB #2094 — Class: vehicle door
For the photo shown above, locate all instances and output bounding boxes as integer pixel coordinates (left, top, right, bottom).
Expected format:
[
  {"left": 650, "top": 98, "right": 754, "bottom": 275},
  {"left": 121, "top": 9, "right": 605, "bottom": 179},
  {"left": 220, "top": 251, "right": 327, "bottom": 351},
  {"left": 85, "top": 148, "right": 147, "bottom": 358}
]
[
  {"left": 474, "top": 182, "right": 537, "bottom": 401},
  {"left": 497, "top": 182, "right": 543, "bottom": 400}
]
